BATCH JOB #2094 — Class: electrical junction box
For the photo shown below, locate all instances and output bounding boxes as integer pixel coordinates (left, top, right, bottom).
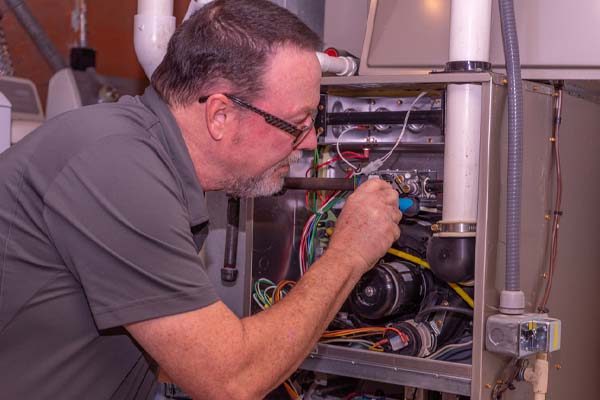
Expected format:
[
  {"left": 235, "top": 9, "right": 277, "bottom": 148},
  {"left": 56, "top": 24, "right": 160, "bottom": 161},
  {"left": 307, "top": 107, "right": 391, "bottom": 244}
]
[{"left": 486, "top": 313, "right": 561, "bottom": 358}]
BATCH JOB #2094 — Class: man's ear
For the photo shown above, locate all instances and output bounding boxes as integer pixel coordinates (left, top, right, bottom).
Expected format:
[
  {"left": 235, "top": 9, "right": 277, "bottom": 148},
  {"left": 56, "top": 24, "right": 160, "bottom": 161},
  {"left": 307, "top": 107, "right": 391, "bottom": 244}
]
[{"left": 204, "top": 94, "right": 235, "bottom": 141}]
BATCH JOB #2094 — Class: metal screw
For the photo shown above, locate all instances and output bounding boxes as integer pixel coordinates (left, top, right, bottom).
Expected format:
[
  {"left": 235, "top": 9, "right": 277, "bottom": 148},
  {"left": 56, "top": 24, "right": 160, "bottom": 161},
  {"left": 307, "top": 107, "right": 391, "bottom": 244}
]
[
  {"left": 502, "top": 79, "right": 508, "bottom": 85},
  {"left": 317, "top": 127, "right": 324, "bottom": 135},
  {"left": 485, "top": 384, "right": 493, "bottom": 389},
  {"left": 431, "top": 224, "right": 440, "bottom": 232},
  {"left": 351, "top": 361, "right": 356, "bottom": 365},
  {"left": 533, "top": 86, "right": 539, "bottom": 91},
  {"left": 542, "top": 272, "right": 548, "bottom": 279},
  {"left": 318, "top": 104, "right": 325, "bottom": 111},
  {"left": 441, "top": 300, "right": 449, "bottom": 306},
  {"left": 394, "top": 367, "right": 398, "bottom": 372},
  {"left": 549, "top": 137, "right": 556, "bottom": 142},
  {"left": 396, "top": 99, "right": 404, "bottom": 105},
  {"left": 369, "top": 100, "right": 376, "bottom": 106},
  {"left": 555, "top": 363, "right": 562, "bottom": 370},
  {"left": 435, "top": 319, "right": 443, "bottom": 327},
  {"left": 364, "top": 286, "right": 375, "bottom": 297},
  {"left": 544, "top": 214, "right": 551, "bottom": 221}
]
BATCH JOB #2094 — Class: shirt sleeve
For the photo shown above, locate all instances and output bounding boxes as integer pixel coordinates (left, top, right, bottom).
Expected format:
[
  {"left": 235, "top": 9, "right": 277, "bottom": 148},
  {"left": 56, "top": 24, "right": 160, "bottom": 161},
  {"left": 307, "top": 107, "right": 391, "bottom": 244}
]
[{"left": 42, "top": 133, "right": 219, "bottom": 330}]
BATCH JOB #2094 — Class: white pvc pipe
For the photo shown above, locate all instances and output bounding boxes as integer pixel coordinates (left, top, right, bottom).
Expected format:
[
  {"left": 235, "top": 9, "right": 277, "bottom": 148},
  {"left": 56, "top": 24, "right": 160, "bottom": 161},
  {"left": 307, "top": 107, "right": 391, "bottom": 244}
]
[
  {"left": 316, "top": 52, "right": 358, "bottom": 76},
  {"left": 134, "top": 0, "right": 175, "bottom": 80},
  {"left": 449, "top": 0, "right": 492, "bottom": 62},
  {"left": 137, "top": 0, "right": 173, "bottom": 16},
  {"left": 442, "top": 83, "right": 481, "bottom": 224},
  {"left": 438, "top": 0, "right": 492, "bottom": 234}
]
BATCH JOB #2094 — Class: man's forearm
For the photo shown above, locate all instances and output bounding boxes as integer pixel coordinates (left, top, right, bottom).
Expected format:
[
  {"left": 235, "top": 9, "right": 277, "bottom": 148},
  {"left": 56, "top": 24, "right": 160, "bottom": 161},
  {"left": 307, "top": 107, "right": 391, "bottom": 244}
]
[{"left": 237, "top": 249, "right": 364, "bottom": 395}]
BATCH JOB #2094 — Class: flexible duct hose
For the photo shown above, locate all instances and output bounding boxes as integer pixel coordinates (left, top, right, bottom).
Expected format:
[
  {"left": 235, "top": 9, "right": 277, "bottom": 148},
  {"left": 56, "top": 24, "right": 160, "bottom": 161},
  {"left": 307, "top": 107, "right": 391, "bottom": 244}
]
[
  {"left": 5, "top": 0, "right": 66, "bottom": 72},
  {"left": 0, "top": 12, "right": 15, "bottom": 76},
  {"left": 499, "top": 0, "right": 523, "bottom": 292}
]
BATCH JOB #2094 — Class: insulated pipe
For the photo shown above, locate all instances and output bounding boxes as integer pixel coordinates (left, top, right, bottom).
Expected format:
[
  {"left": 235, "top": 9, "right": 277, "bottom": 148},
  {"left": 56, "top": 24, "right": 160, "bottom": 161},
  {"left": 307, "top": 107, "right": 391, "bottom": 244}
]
[
  {"left": 498, "top": 0, "right": 525, "bottom": 314},
  {"left": 134, "top": 0, "right": 175, "bottom": 80},
  {"left": 316, "top": 52, "right": 358, "bottom": 76},
  {"left": 5, "top": 0, "right": 66, "bottom": 73}
]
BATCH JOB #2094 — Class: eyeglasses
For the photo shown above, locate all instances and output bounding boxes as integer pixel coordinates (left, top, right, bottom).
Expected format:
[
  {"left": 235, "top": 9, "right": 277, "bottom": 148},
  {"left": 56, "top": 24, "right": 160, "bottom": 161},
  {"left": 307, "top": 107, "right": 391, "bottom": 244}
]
[{"left": 198, "top": 94, "right": 315, "bottom": 147}]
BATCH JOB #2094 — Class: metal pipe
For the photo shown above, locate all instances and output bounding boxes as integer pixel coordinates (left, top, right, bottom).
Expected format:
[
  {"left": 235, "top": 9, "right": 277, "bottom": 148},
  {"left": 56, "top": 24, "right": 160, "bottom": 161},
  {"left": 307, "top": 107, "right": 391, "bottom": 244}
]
[
  {"left": 326, "top": 110, "right": 443, "bottom": 127},
  {"left": 0, "top": 11, "right": 15, "bottom": 76},
  {"left": 221, "top": 197, "right": 240, "bottom": 284},
  {"left": 5, "top": 0, "right": 66, "bottom": 72},
  {"left": 283, "top": 177, "right": 355, "bottom": 192}
]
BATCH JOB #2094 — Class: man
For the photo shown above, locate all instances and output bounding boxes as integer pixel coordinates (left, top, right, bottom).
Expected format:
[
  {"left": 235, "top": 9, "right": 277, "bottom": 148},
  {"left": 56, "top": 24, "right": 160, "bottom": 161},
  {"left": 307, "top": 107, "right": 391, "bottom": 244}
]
[{"left": 0, "top": 1, "right": 401, "bottom": 398}]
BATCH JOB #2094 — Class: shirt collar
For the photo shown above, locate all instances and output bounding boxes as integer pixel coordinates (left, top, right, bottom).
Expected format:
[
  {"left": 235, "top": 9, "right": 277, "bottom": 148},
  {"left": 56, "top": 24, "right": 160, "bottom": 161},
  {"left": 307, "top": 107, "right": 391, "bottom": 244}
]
[{"left": 140, "top": 86, "right": 209, "bottom": 227}]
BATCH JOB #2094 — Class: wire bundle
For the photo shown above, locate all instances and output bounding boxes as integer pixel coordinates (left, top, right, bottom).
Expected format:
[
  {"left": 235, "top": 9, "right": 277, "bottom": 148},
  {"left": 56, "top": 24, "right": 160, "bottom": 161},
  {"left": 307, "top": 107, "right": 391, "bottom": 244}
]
[
  {"left": 299, "top": 192, "right": 348, "bottom": 275},
  {"left": 320, "top": 326, "right": 410, "bottom": 352},
  {"left": 252, "top": 278, "right": 296, "bottom": 310},
  {"left": 299, "top": 151, "right": 365, "bottom": 275},
  {"left": 426, "top": 340, "right": 473, "bottom": 361}
]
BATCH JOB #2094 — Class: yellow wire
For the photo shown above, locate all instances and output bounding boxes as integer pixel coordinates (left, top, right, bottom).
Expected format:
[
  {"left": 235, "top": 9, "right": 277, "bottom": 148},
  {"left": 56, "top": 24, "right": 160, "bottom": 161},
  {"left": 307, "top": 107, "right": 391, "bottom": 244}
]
[{"left": 386, "top": 248, "right": 475, "bottom": 309}]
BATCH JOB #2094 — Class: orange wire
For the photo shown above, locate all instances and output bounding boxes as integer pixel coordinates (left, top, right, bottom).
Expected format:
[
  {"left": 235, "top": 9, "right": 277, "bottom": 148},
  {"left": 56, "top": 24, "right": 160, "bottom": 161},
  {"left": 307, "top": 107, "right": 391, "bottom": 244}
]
[
  {"left": 274, "top": 280, "right": 296, "bottom": 303},
  {"left": 283, "top": 382, "right": 299, "bottom": 399}
]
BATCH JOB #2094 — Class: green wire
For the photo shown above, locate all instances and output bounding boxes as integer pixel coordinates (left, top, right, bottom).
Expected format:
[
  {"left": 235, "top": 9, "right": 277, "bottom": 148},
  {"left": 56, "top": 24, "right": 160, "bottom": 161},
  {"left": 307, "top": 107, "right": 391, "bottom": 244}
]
[{"left": 307, "top": 194, "right": 348, "bottom": 265}]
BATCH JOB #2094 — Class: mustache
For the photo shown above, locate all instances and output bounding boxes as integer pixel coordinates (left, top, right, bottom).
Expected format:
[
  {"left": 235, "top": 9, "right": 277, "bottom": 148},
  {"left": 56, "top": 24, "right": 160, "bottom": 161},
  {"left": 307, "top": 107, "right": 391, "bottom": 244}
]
[{"left": 287, "top": 150, "right": 303, "bottom": 164}]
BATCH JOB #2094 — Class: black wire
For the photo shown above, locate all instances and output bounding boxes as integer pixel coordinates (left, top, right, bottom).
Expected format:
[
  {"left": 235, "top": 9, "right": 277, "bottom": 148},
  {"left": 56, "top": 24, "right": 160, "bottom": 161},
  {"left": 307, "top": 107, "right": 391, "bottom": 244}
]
[{"left": 414, "top": 306, "right": 473, "bottom": 322}]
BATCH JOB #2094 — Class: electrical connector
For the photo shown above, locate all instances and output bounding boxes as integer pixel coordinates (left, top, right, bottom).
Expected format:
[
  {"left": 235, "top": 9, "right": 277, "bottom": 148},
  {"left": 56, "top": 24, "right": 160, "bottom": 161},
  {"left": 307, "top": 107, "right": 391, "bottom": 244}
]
[{"left": 358, "top": 158, "right": 385, "bottom": 176}]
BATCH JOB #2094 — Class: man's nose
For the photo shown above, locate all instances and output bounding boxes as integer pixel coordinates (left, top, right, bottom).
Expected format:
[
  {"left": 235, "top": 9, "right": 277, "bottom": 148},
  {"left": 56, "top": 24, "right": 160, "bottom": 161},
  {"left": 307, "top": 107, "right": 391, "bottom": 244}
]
[{"left": 294, "top": 128, "right": 317, "bottom": 150}]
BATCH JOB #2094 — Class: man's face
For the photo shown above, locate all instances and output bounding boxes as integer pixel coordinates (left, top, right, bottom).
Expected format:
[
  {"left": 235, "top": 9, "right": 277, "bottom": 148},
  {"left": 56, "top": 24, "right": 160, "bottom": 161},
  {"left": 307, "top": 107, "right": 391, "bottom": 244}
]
[{"left": 221, "top": 45, "right": 322, "bottom": 198}]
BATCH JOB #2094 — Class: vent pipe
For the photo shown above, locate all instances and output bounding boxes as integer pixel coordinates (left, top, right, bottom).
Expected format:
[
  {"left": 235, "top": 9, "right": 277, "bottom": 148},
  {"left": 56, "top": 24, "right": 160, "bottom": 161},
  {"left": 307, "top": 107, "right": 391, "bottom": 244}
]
[
  {"left": 427, "top": 0, "right": 492, "bottom": 283},
  {"left": 134, "top": 0, "right": 175, "bottom": 80}
]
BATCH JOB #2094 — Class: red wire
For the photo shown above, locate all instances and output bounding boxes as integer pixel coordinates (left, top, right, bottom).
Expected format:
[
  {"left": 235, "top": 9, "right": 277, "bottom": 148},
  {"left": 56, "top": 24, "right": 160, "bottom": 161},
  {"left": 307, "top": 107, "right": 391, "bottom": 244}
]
[
  {"left": 305, "top": 152, "right": 368, "bottom": 177},
  {"left": 384, "top": 327, "right": 410, "bottom": 344}
]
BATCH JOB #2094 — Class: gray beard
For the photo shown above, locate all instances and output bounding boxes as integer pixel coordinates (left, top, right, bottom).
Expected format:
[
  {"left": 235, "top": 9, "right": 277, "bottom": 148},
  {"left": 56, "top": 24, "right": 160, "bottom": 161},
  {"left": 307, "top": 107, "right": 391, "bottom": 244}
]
[{"left": 224, "top": 150, "right": 302, "bottom": 198}]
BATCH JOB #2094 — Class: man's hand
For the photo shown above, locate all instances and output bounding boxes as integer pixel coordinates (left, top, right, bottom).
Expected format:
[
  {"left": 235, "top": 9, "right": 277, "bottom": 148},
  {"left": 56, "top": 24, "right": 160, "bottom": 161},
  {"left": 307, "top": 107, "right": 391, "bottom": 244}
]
[{"left": 327, "top": 178, "right": 402, "bottom": 275}]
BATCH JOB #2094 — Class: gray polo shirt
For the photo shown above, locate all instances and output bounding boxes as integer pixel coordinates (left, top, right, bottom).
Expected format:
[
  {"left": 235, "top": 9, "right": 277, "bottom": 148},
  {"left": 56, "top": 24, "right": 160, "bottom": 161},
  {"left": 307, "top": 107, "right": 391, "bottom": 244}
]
[{"left": 0, "top": 87, "right": 219, "bottom": 399}]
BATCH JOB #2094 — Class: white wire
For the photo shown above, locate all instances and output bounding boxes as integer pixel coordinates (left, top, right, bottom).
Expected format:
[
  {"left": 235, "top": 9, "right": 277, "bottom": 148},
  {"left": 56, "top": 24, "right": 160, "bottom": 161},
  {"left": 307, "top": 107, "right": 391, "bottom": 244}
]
[
  {"left": 379, "top": 91, "right": 429, "bottom": 163},
  {"left": 252, "top": 294, "right": 266, "bottom": 310},
  {"left": 335, "top": 126, "right": 361, "bottom": 171},
  {"left": 426, "top": 340, "right": 473, "bottom": 359}
]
